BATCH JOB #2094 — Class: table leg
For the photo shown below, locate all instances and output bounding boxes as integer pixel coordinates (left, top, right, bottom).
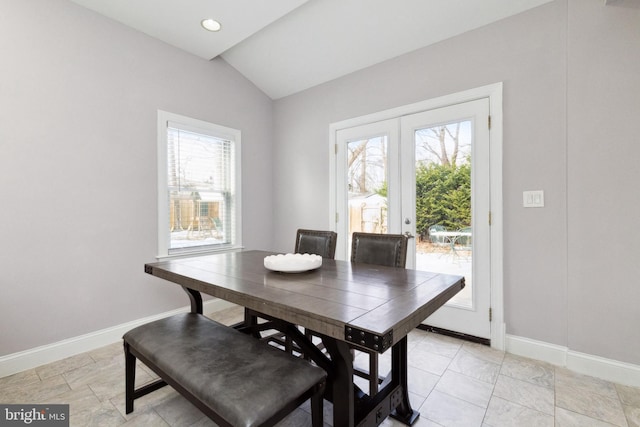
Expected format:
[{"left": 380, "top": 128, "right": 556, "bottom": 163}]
[
  {"left": 322, "top": 337, "right": 355, "bottom": 427},
  {"left": 182, "top": 287, "right": 203, "bottom": 314},
  {"left": 389, "top": 336, "right": 420, "bottom": 425},
  {"left": 242, "top": 308, "right": 262, "bottom": 339}
]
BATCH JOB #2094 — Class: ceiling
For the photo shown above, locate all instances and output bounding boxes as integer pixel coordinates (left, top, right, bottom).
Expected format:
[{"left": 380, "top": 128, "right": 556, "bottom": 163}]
[{"left": 70, "top": 0, "right": 554, "bottom": 99}]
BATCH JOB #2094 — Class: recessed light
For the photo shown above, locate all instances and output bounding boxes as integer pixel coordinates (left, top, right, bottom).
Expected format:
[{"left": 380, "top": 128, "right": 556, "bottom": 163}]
[{"left": 201, "top": 19, "right": 222, "bottom": 32}]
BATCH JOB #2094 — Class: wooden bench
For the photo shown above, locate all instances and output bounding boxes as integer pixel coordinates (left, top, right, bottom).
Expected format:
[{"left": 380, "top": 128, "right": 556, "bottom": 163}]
[{"left": 123, "top": 313, "right": 327, "bottom": 427}]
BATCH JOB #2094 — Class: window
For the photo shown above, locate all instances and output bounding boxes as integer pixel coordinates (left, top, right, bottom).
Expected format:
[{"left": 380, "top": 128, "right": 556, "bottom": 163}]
[{"left": 157, "top": 111, "right": 242, "bottom": 257}]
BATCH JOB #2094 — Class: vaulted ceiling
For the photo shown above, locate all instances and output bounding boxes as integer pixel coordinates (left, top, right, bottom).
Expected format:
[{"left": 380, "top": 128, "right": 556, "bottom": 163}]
[{"left": 70, "top": 0, "right": 554, "bottom": 99}]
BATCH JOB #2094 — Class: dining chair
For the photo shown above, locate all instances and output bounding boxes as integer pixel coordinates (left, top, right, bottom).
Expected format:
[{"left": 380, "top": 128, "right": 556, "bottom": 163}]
[
  {"left": 428, "top": 224, "right": 448, "bottom": 246},
  {"left": 351, "top": 232, "right": 408, "bottom": 267},
  {"left": 295, "top": 229, "right": 337, "bottom": 259},
  {"left": 252, "top": 229, "right": 338, "bottom": 355},
  {"left": 350, "top": 232, "right": 409, "bottom": 396},
  {"left": 456, "top": 226, "right": 472, "bottom": 249},
  {"left": 453, "top": 226, "right": 472, "bottom": 260}
]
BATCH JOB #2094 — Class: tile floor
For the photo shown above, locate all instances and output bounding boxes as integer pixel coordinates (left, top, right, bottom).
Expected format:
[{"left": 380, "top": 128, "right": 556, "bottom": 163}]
[{"left": 1, "top": 306, "right": 639, "bottom": 427}]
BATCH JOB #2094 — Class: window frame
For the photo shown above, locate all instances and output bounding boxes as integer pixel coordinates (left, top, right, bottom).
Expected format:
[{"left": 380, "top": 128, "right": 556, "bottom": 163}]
[{"left": 157, "top": 110, "right": 242, "bottom": 258}]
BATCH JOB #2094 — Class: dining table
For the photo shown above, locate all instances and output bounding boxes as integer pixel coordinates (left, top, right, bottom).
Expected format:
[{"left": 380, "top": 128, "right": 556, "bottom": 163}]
[
  {"left": 144, "top": 250, "right": 465, "bottom": 427},
  {"left": 430, "top": 230, "right": 472, "bottom": 257}
]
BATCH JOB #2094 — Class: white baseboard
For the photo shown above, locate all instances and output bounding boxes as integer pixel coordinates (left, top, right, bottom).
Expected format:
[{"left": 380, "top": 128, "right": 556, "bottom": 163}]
[
  {"left": 567, "top": 350, "right": 640, "bottom": 388},
  {"left": 0, "top": 299, "right": 237, "bottom": 379},
  {"left": 505, "top": 334, "right": 568, "bottom": 366},
  {"left": 506, "top": 334, "right": 640, "bottom": 388}
]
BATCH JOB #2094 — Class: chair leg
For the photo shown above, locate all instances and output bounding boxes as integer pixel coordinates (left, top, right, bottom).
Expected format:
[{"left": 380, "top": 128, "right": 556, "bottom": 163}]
[
  {"left": 244, "top": 308, "right": 262, "bottom": 339},
  {"left": 285, "top": 335, "right": 294, "bottom": 354},
  {"left": 124, "top": 342, "right": 136, "bottom": 414}
]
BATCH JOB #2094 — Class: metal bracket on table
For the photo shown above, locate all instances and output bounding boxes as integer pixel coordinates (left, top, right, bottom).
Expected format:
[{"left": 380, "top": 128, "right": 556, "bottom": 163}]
[{"left": 345, "top": 326, "right": 393, "bottom": 353}]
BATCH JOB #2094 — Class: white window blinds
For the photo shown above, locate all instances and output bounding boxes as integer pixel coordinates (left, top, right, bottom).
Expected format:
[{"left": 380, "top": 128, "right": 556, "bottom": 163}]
[{"left": 158, "top": 111, "right": 241, "bottom": 257}]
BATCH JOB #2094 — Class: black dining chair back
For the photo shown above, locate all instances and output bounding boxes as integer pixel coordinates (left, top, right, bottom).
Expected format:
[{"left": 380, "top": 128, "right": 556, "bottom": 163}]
[
  {"left": 253, "top": 229, "right": 337, "bottom": 356},
  {"left": 295, "top": 229, "right": 337, "bottom": 259},
  {"left": 349, "top": 232, "right": 409, "bottom": 397},
  {"left": 350, "top": 232, "right": 408, "bottom": 268}
]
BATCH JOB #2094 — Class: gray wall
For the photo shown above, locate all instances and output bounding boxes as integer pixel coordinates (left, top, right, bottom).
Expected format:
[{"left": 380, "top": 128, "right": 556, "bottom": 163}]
[
  {"left": 567, "top": 0, "right": 640, "bottom": 364},
  {"left": 0, "top": 0, "right": 273, "bottom": 356},
  {"left": 272, "top": 0, "right": 640, "bottom": 365}
]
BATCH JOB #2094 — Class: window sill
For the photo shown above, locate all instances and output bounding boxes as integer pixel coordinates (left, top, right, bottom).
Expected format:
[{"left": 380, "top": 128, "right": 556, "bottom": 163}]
[{"left": 156, "top": 245, "right": 245, "bottom": 261}]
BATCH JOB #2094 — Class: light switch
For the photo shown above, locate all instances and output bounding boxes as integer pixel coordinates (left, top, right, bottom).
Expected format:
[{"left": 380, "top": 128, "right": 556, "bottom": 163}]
[{"left": 523, "top": 190, "right": 544, "bottom": 208}]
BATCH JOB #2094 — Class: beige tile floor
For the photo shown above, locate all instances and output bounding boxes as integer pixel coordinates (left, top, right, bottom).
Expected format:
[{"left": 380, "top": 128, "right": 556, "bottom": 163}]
[{"left": 1, "top": 306, "right": 639, "bottom": 427}]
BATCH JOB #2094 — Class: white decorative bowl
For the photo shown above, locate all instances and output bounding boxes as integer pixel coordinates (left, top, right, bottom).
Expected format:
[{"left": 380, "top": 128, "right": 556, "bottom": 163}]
[{"left": 264, "top": 253, "right": 322, "bottom": 273}]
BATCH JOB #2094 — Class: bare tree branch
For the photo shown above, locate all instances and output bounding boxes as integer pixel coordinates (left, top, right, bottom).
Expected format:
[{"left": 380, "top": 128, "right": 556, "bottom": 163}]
[{"left": 445, "top": 122, "right": 461, "bottom": 166}]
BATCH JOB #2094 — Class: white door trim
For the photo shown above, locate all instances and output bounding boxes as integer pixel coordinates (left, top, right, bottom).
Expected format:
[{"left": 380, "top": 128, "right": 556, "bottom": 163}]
[{"left": 329, "top": 83, "right": 505, "bottom": 350}]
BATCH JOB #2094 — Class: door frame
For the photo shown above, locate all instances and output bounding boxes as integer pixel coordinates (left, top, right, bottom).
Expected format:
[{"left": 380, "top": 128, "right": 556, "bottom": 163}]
[
  {"left": 400, "top": 99, "right": 491, "bottom": 339},
  {"left": 329, "top": 83, "right": 505, "bottom": 350}
]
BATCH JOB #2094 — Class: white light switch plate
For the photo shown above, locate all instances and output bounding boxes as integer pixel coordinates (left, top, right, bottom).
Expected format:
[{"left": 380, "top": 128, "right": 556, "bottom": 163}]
[{"left": 523, "top": 190, "right": 544, "bottom": 207}]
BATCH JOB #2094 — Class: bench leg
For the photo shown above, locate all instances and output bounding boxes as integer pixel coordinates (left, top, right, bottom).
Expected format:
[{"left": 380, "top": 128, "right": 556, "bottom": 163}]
[
  {"left": 124, "top": 342, "right": 136, "bottom": 414},
  {"left": 311, "top": 384, "right": 324, "bottom": 427},
  {"left": 124, "top": 342, "right": 170, "bottom": 415}
]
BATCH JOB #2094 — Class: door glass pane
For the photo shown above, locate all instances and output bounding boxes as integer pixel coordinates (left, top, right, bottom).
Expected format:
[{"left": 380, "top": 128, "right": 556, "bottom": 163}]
[
  {"left": 347, "top": 136, "right": 388, "bottom": 248},
  {"left": 414, "top": 121, "right": 473, "bottom": 308}
]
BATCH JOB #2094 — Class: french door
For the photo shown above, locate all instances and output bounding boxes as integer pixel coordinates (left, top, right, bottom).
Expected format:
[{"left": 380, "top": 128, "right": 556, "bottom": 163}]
[{"left": 335, "top": 98, "right": 491, "bottom": 340}]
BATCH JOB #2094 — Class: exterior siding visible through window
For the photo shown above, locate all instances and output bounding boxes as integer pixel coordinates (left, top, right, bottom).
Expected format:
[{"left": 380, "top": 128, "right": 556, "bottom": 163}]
[{"left": 157, "top": 111, "right": 242, "bottom": 257}]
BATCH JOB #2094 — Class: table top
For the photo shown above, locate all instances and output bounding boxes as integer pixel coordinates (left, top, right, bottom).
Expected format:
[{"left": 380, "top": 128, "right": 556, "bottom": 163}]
[
  {"left": 145, "top": 250, "right": 464, "bottom": 352},
  {"left": 430, "top": 230, "right": 472, "bottom": 237}
]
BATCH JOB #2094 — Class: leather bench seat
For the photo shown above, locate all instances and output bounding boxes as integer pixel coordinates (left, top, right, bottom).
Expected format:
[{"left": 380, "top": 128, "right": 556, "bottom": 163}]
[{"left": 123, "top": 313, "right": 326, "bottom": 427}]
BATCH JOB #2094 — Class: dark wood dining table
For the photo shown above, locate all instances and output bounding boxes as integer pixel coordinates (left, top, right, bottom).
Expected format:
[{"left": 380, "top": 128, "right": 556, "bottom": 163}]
[{"left": 144, "top": 250, "right": 464, "bottom": 427}]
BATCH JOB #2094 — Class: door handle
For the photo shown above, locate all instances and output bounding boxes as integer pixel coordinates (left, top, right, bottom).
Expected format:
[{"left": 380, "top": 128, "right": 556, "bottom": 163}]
[{"left": 403, "top": 231, "right": 415, "bottom": 239}]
